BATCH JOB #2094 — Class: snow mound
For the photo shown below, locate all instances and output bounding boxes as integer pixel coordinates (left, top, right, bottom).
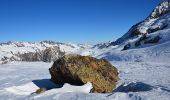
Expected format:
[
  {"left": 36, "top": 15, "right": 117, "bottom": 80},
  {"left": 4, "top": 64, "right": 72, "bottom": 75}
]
[
  {"left": 35, "top": 82, "right": 93, "bottom": 98},
  {"left": 60, "top": 82, "right": 93, "bottom": 93},
  {"left": 5, "top": 81, "right": 93, "bottom": 96},
  {"left": 5, "top": 82, "right": 39, "bottom": 95}
]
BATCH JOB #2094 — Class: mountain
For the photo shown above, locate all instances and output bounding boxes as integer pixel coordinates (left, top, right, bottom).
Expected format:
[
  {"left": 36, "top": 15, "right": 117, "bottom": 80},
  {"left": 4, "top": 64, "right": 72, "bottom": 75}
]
[
  {"left": 1, "top": 1, "right": 170, "bottom": 64},
  {"left": 96, "top": 1, "right": 170, "bottom": 63},
  {"left": 109, "top": 1, "right": 170, "bottom": 47},
  {"left": 0, "top": 41, "right": 92, "bottom": 64}
]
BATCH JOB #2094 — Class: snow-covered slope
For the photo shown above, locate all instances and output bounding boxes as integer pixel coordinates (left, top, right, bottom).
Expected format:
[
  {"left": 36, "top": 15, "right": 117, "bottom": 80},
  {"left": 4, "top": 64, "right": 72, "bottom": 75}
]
[
  {"left": 109, "top": 1, "right": 170, "bottom": 47},
  {"left": 97, "top": 1, "right": 170, "bottom": 63}
]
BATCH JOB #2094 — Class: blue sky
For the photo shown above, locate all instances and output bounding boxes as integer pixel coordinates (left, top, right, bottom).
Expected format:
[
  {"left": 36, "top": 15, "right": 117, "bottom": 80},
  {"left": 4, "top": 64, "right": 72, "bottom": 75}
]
[{"left": 0, "top": 0, "right": 160, "bottom": 44}]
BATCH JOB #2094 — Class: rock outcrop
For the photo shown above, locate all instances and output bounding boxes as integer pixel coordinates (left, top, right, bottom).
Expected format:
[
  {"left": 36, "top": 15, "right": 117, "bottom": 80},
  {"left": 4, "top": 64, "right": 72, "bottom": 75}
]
[
  {"left": 49, "top": 54, "right": 119, "bottom": 93},
  {"left": 108, "top": 1, "right": 170, "bottom": 49},
  {"left": 42, "top": 46, "right": 65, "bottom": 62},
  {"left": 14, "top": 46, "right": 65, "bottom": 63},
  {"left": 149, "top": 1, "right": 170, "bottom": 19}
]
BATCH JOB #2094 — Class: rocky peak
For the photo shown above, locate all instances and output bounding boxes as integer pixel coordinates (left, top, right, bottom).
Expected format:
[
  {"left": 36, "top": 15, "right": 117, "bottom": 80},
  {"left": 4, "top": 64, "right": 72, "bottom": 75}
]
[
  {"left": 149, "top": 0, "right": 170, "bottom": 19},
  {"left": 108, "top": 1, "right": 170, "bottom": 47}
]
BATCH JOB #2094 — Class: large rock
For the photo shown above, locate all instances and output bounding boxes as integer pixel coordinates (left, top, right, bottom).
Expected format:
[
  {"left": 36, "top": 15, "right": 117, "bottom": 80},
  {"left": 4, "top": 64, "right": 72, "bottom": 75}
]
[{"left": 49, "top": 54, "right": 119, "bottom": 93}]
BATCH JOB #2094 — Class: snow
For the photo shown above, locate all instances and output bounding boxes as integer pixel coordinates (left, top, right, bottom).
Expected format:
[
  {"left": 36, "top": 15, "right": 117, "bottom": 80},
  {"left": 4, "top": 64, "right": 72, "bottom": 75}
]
[
  {"left": 97, "top": 32, "right": 170, "bottom": 63},
  {"left": 58, "top": 82, "right": 93, "bottom": 93},
  {"left": 0, "top": 1, "right": 170, "bottom": 100},
  {"left": 5, "top": 82, "right": 39, "bottom": 95},
  {"left": 150, "top": 1, "right": 170, "bottom": 19},
  {"left": 0, "top": 41, "right": 91, "bottom": 64},
  {"left": 33, "top": 82, "right": 93, "bottom": 99},
  {"left": 5, "top": 82, "right": 93, "bottom": 96},
  {"left": 0, "top": 60, "right": 169, "bottom": 100}
]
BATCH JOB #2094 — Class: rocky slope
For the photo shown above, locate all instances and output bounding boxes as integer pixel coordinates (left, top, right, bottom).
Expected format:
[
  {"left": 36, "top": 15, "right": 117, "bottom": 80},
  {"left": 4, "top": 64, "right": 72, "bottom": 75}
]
[
  {"left": 95, "top": 1, "right": 170, "bottom": 63},
  {"left": 108, "top": 1, "right": 170, "bottom": 49}
]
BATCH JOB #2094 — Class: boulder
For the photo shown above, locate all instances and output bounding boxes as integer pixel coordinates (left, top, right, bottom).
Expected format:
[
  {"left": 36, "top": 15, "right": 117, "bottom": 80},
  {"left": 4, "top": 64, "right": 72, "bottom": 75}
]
[{"left": 49, "top": 54, "right": 119, "bottom": 93}]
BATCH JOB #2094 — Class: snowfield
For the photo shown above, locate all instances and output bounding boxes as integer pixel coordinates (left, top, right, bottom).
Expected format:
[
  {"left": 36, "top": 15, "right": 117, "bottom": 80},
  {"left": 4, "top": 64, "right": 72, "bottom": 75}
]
[{"left": 0, "top": 61, "right": 169, "bottom": 100}]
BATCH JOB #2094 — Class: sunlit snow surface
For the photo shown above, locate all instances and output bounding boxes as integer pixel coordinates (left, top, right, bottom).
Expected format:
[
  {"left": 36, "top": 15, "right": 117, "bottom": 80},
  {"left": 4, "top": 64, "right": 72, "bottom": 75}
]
[{"left": 0, "top": 61, "right": 169, "bottom": 100}]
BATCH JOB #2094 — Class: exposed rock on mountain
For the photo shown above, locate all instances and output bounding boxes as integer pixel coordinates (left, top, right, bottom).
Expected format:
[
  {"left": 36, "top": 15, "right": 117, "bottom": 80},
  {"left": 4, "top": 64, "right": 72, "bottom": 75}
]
[
  {"left": 0, "top": 41, "right": 90, "bottom": 64},
  {"left": 16, "top": 51, "right": 42, "bottom": 62},
  {"left": 15, "top": 46, "right": 65, "bottom": 62},
  {"left": 108, "top": 1, "right": 170, "bottom": 50},
  {"left": 96, "top": 1, "right": 170, "bottom": 63},
  {"left": 1, "top": 1, "right": 170, "bottom": 64},
  {"left": 149, "top": 0, "right": 170, "bottom": 19},
  {"left": 92, "top": 42, "right": 111, "bottom": 49},
  {"left": 49, "top": 54, "right": 119, "bottom": 93},
  {"left": 42, "top": 46, "right": 65, "bottom": 62}
]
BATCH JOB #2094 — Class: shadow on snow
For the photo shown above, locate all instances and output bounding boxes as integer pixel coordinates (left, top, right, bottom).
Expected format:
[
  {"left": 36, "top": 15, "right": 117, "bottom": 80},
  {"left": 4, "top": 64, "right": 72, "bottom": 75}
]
[
  {"left": 113, "top": 82, "right": 152, "bottom": 93},
  {"left": 32, "top": 79, "right": 63, "bottom": 90}
]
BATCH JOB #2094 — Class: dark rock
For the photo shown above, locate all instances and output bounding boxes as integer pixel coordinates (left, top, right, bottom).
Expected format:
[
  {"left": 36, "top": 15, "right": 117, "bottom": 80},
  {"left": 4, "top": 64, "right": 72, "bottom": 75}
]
[
  {"left": 35, "top": 88, "right": 47, "bottom": 94},
  {"left": 147, "top": 24, "right": 168, "bottom": 34},
  {"left": 130, "top": 28, "right": 141, "bottom": 37},
  {"left": 144, "top": 36, "right": 161, "bottom": 44},
  {"left": 49, "top": 54, "right": 119, "bottom": 93},
  {"left": 122, "top": 43, "right": 131, "bottom": 51},
  {"left": 135, "top": 41, "right": 141, "bottom": 47},
  {"left": 135, "top": 35, "right": 148, "bottom": 47}
]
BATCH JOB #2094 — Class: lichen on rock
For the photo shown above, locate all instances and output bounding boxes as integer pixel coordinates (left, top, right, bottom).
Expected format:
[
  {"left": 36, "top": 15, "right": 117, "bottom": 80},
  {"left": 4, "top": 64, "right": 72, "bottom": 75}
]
[{"left": 49, "top": 54, "right": 119, "bottom": 93}]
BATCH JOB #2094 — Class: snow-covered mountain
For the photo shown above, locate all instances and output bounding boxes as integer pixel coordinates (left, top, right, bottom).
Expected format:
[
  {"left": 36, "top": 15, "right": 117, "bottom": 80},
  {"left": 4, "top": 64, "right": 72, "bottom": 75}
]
[
  {"left": 96, "top": 1, "right": 170, "bottom": 63},
  {"left": 110, "top": 1, "right": 170, "bottom": 45},
  {"left": 109, "top": 1, "right": 170, "bottom": 47},
  {"left": 1, "top": 1, "right": 170, "bottom": 64},
  {"left": 0, "top": 41, "right": 92, "bottom": 64}
]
